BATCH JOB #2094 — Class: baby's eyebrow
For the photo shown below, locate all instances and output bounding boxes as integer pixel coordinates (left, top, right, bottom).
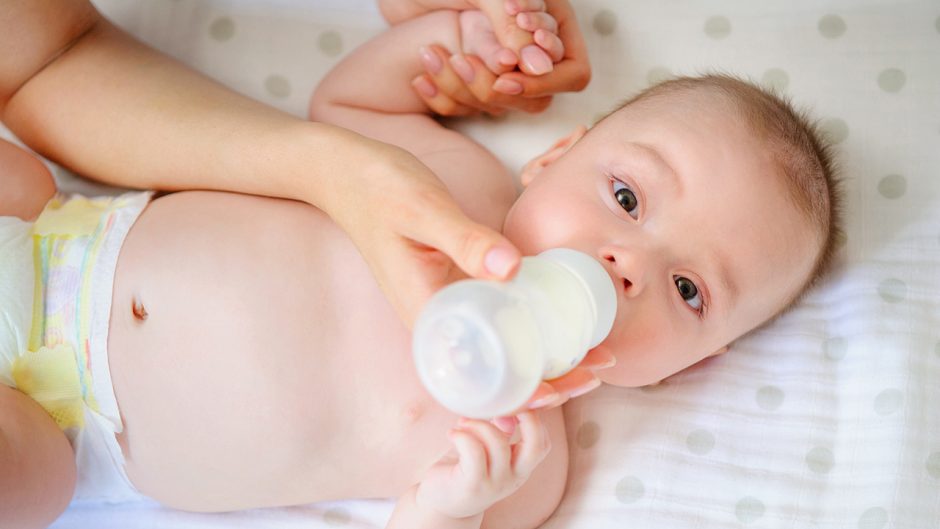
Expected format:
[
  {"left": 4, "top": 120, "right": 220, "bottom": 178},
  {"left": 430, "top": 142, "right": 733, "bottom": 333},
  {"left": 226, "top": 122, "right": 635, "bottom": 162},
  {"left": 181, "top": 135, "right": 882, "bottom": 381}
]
[
  {"left": 631, "top": 142, "right": 683, "bottom": 197},
  {"left": 709, "top": 246, "right": 740, "bottom": 312}
]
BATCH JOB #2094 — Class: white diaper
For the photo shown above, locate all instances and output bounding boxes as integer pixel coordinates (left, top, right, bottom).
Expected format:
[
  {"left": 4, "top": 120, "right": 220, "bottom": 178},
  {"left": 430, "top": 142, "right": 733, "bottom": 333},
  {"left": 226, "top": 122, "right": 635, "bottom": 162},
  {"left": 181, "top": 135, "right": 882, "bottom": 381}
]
[{"left": 0, "top": 191, "right": 152, "bottom": 503}]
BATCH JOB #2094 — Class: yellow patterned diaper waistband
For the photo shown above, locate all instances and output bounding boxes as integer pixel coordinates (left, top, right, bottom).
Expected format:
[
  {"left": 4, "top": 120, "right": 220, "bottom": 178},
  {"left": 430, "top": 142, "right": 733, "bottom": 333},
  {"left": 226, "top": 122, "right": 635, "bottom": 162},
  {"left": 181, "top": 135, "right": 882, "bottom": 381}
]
[{"left": 12, "top": 194, "right": 133, "bottom": 430}]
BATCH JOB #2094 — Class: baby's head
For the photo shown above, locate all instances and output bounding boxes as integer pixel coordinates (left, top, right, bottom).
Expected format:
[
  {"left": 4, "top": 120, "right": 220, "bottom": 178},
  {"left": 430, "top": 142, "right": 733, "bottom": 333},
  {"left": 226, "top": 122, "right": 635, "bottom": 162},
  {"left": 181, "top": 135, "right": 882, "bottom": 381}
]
[{"left": 502, "top": 74, "right": 841, "bottom": 386}]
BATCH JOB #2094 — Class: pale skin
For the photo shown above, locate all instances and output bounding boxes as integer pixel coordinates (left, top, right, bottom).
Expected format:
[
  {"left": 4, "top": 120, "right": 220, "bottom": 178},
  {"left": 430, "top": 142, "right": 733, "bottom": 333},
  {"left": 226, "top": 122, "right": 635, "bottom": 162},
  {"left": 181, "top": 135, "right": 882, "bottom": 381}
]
[
  {"left": 0, "top": 4, "right": 819, "bottom": 529},
  {"left": 0, "top": 1, "right": 592, "bottom": 528}
]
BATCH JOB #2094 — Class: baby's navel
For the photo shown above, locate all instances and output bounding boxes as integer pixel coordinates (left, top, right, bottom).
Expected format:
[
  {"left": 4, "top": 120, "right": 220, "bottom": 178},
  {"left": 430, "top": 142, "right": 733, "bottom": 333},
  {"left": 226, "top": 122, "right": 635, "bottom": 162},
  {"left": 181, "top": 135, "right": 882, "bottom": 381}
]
[{"left": 132, "top": 297, "right": 148, "bottom": 321}]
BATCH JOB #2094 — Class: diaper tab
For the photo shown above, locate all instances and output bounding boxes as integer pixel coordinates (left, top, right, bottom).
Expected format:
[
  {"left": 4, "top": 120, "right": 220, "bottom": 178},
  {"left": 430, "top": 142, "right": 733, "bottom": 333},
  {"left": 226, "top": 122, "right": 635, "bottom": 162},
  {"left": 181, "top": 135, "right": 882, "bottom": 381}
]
[{"left": 12, "top": 343, "right": 85, "bottom": 430}]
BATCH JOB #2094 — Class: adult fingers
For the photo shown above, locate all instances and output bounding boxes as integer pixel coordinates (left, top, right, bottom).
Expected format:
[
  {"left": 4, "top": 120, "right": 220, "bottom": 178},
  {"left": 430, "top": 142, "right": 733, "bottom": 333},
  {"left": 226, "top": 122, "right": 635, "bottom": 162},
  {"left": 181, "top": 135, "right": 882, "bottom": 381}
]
[
  {"left": 396, "top": 184, "right": 521, "bottom": 282},
  {"left": 411, "top": 74, "right": 478, "bottom": 117},
  {"left": 420, "top": 45, "right": 506, "bottom": 115},
  {"left": 459, "top": 55, "right": 554, "bottom": 114},
  {"left": 579, "top": 345, "right": 617, "bottom": 370},
  {"left": 494, "top": 0, "right": 591, "bottom": 97},
  {"left": 534, "top": 29, "right": 565, "bottom": 62}
]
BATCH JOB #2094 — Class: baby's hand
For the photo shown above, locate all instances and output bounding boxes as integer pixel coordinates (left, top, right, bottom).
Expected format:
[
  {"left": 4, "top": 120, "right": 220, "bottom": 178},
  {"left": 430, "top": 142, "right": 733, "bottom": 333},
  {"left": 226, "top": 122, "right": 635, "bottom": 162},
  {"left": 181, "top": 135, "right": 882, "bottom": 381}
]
[
  {"left": 462, "top": 0, "right": 564, "bottom": 76},
  {"left": 414, "top": 412, "right": 550, "bottom": 519}
]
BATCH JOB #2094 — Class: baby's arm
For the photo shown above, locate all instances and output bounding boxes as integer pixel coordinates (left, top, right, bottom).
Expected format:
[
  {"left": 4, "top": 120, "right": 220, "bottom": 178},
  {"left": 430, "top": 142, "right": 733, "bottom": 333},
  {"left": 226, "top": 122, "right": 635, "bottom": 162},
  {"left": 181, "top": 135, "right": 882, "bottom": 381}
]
[
  {"left": 312, "top": 11, "right": 567, "bottom": 529},
  {"left": 311, "top": 10, "right": 517, "bottom": 232}
]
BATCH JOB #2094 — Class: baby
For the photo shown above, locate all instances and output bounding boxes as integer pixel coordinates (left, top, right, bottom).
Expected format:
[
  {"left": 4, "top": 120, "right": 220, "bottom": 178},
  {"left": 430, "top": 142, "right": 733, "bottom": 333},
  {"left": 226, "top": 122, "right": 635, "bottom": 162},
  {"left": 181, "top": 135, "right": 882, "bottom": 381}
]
[{"left": 0, "top": 3, "right": 840, "bottom": 529}]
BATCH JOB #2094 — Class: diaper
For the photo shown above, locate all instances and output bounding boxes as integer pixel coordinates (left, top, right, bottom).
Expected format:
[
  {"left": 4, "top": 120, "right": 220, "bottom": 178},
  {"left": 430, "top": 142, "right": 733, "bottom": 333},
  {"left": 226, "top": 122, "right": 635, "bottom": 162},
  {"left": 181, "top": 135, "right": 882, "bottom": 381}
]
[{"left": 0, "top": 191, "right": 151, "bottom": 503}]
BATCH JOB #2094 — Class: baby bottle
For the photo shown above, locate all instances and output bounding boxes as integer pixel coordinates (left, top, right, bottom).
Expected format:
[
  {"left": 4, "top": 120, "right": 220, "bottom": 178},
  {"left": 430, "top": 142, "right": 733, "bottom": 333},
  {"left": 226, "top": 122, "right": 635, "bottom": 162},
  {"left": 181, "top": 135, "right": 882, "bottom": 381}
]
[{"left": 412, "top": 248, "right": 617, "bottom": 419}]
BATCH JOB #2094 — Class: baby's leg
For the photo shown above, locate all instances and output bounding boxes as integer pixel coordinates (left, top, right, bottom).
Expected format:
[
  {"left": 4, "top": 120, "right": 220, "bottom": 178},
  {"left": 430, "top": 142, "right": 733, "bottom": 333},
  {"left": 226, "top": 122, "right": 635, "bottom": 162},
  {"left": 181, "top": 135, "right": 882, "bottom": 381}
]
[
  {"left": 0, "top": 384, "right": 77, "bottom": 529},
  {"left": 0, "top": 138, "right": 56, "bottom": 221}
]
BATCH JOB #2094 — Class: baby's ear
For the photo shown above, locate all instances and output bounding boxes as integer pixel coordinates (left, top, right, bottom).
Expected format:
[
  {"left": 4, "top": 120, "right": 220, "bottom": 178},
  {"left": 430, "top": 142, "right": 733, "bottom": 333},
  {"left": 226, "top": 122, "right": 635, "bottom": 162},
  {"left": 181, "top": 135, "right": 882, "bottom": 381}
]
[
  {"left": 520, "top": 125, "right": 588, "bottom": 186},
  {"left": 708, "top": 345, "right": 730, "bottom": 357}
]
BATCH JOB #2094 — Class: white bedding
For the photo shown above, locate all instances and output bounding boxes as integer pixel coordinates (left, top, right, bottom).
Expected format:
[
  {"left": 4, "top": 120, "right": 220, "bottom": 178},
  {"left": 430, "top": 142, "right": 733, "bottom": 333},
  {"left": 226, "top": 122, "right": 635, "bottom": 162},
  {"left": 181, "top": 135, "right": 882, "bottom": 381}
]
[{"left": 16, "top": 0, "right": 939, "bottom": 527}]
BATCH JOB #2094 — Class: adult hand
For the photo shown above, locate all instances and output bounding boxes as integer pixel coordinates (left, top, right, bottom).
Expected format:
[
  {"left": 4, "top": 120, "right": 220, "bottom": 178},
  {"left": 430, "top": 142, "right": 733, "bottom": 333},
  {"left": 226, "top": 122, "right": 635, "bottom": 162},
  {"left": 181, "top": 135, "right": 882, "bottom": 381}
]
[
  {"left": 320, "top": 138, "right": 521, "bottom": 328},
  {"left": 417, "top": 0, "right": 590, "bottom": 116}
]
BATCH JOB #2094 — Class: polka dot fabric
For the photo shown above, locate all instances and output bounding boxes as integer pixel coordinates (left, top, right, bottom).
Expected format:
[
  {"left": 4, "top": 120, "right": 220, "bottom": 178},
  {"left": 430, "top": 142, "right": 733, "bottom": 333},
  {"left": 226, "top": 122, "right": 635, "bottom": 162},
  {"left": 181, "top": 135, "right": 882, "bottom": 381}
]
[{"left": 35, "top": 0, "right": 940, "bottom": 527}]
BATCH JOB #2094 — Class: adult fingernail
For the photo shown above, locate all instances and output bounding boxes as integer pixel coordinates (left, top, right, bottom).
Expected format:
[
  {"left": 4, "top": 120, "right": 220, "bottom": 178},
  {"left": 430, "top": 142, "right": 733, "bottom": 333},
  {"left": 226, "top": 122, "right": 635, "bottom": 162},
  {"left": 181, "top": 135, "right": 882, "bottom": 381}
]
[
  {"left": 450, "top": 55, "right": 475, "bottom": 83},
  {"left": 412, "top": 76, "right": 437, "bottom": 98},
  {"left": 419, "top": 46, "right": 442, "bottom": 74},
  {"left": 493, "top": 78, "right": 523, "bottom": 95},
  {"left": 484, "top": 245, "right": 518, "bottom": 278},
  {"left": 497, "top": 49, "right": 518, "bottom": 67},
  {"left": 521, "top": 45, "right": 553, "bottom": 75},
  {"left": 599, "top": 356, "right": 617, "bottom": 369},
  {"left": 568, "top": 379, "right": 602, "bottom": 399},
  {"left": 528, "top": 392, "right": 562, "bottom": 409}
]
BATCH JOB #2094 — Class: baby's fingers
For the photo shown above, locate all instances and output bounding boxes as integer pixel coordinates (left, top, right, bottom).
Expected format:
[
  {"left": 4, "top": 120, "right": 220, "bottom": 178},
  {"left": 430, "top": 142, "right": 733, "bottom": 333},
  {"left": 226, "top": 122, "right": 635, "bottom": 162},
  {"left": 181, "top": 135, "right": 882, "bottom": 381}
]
[
  {"left": 457, "top": 418, "right": 512, "bottom": 481},
  {"left": 511, "top": 412, "right": 551, "bottom": 477},
  {"left": 448, "top": 428, "right": 488, "bottom": 482}
]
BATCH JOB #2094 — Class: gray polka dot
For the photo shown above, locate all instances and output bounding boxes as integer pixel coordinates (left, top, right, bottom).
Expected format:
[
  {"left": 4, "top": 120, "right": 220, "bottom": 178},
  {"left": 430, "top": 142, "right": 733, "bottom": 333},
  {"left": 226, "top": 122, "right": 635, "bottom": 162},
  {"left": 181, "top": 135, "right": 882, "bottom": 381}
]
[
  {"left": 577, "top": 421, "right": 601, "bottom": 449},
  {"left": 818, "top": 14, "right": 847, "bottom": 39},
  {"left": 704, "top": 16, "right": 731, "bottom": 39},
  {"left": 318, "top": 30, "right": 344, "bottom": 57},
  {"left": 926, "top": 452, "right": 940, "bottom": 478},
  {"left": 935, "top": 16, "right": 940, "bottom": 34},
  {"left": 934, "top": 340, "right": 940, "bottom": 358},
  {"left": 264, "top": 75, "right": 291, "bottom": 98},
  {"left": 615, "top": 476, "right": 645, "bottom": 504},
  {"left": 820, "top": 117, "right": 849, "bottom": 144},
  {"left": 735, "top": 497, "right": 765, "bottom": 524},
  {"left": 877, "top": 278, "right": 907, "bottom": 303},
  {"left": 878, "top": 174, "right": 907, "bottom": 199},
  {"left": 877, "top": 68, "right": 906, "bottom": 93},
  {"left": 647, "top": 67, "right": 673, "bottom": 86},
  {"left": 686, "top": 429, "right": 715, "bottom": 455},
  {"left": 762, "top": 68, "right": 790, "bottom": 92},
  {"left": 324, "top": 507, "right": 351, "bottom": 525},
  {"left": 756, "top": 385, "right": 784, "bottom": 411},
  {"left": 806, "top": 446, "right": 835, "bottom": 474},
  {"left": 209, "top": 16, "right": 235, "bottom": 41},
  {"left": 858, "top": 507, "right": 888, "bottom": 529},
  {"left": 593, "top": 10, "right": 617, "bottom": 36},
  {"left": 824, "top": 336, "right": 848, "bottom": 361},
  {"left": 874, "top": 388, "right": 902, "bottom": 415}
]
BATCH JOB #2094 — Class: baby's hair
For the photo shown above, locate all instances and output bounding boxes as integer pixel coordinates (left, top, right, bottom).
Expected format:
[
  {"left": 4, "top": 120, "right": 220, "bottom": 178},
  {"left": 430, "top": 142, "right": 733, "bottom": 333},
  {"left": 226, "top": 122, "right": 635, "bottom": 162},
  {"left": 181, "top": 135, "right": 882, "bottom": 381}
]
[{"left": 601, "top": 73, "right": 843, "bottom": 319}]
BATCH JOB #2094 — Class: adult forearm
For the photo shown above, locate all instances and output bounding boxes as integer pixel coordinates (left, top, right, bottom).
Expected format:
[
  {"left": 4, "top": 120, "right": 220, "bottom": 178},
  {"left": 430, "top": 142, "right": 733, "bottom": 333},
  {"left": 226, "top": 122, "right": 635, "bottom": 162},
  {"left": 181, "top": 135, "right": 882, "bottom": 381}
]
[
  {"left": 386, "top": 486, "right": 484, "bottom": 529},
  {"left": 1, "top": 16, "right": 386, "bottom": 209}
]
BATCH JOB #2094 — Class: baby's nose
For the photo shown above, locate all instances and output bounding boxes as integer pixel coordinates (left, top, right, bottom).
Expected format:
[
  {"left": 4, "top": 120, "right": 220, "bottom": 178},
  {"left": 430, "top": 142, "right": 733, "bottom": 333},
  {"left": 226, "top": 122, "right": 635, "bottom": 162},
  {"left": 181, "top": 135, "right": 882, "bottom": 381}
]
[{"left": 600, "top": 247, "right": 646, "bottom": 298}]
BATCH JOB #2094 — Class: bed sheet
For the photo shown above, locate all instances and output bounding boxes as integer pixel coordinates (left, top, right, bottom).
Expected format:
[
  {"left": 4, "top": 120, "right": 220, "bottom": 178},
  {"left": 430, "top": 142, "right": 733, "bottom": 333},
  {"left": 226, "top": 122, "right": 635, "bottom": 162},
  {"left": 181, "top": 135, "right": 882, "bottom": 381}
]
[{"left": 14, "top": 0, "right": 936, "bottom": 527}]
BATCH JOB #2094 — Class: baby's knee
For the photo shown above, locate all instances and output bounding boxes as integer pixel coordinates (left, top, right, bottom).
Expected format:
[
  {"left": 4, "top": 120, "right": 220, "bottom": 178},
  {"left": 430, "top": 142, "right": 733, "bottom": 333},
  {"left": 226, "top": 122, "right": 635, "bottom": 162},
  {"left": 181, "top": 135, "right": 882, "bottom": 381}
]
[{"left": 0, "top": 385, "right": 77, "bottom": 529}]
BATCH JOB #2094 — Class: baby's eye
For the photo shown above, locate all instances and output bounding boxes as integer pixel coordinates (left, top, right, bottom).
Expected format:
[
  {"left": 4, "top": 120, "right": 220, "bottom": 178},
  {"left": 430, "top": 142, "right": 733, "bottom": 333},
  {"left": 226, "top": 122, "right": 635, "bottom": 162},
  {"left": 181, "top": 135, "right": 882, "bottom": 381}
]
[
  {"left": 612, "top": 180, "right": 639, "bottom": 219},
  {"left": 674, "top": 276, "right": 703, "bottom": 313}
]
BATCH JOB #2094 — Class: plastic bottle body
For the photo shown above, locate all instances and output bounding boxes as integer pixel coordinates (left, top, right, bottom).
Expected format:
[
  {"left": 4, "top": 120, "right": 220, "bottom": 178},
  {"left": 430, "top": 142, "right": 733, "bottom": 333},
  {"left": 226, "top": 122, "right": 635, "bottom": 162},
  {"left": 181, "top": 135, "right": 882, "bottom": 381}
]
[{"left": 412, "top": 248, "right": 616, "bottom": 418}]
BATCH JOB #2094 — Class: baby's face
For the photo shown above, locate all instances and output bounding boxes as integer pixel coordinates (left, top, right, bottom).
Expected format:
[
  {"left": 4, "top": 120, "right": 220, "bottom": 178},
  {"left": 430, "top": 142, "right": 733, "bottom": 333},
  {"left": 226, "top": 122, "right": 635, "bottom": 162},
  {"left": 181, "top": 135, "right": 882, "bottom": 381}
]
[{"left": 502, "top": 93, "right": 819, "bottom": 386}]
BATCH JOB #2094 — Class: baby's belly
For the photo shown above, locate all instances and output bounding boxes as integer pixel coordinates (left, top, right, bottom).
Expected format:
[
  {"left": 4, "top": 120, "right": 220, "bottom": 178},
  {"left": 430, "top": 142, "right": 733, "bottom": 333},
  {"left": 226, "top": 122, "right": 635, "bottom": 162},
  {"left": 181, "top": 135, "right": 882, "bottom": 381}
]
[{"left": 108, "top": 191, "right": 454, "bottom": 511}]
